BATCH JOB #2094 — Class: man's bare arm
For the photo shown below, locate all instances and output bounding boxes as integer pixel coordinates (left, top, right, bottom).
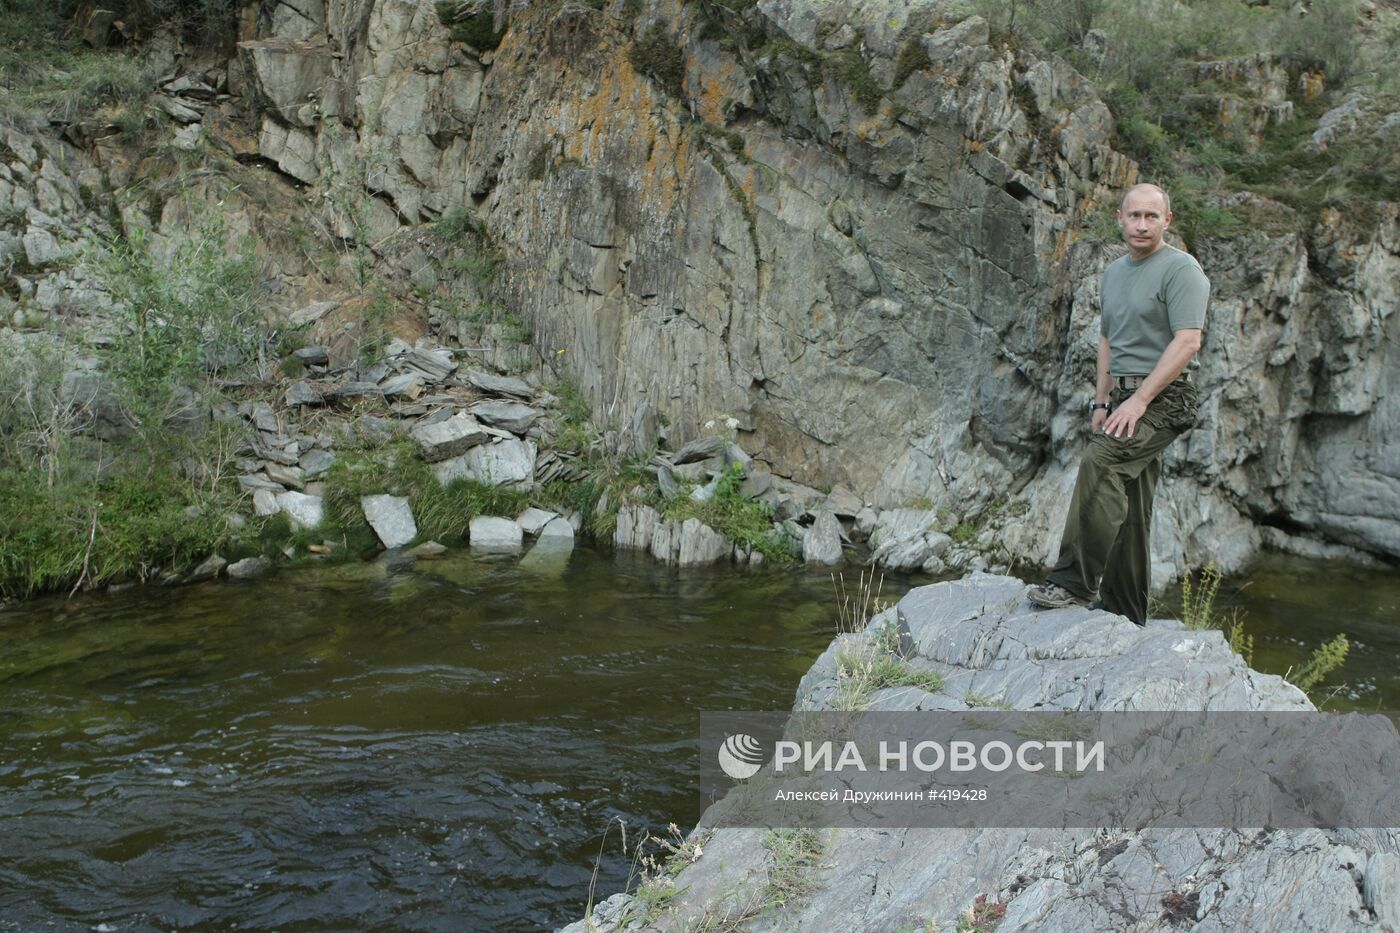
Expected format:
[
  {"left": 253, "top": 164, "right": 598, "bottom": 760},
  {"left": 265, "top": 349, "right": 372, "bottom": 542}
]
[
  {"left": 1103, "top": 328, "right": 1202, "bottom": 439},
  {"left": 1092, "top": 335, "right": 1112, "bottom": 432},
  {"left": 1095, "top": 336, "right": 1113, "bottom": 404}
]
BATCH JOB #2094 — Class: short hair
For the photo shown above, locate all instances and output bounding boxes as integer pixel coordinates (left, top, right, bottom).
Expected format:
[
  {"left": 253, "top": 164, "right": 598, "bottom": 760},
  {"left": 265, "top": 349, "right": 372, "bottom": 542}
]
[{"left": 1120, "top": 183, "right": 1171, "bottom": 216}]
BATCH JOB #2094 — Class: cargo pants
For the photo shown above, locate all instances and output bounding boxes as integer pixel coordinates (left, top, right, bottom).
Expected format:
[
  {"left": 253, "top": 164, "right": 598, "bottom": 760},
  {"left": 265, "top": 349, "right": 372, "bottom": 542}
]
[{"left": 1046, "top": 379, "right": 1200, "bottom": 625}]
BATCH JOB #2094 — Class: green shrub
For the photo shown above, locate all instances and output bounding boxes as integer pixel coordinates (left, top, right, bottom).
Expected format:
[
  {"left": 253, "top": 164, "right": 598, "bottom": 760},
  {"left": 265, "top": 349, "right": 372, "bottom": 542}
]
[
  {"left": 436, "top": 2, "right": 508, "bottom": 50},
  {"left": 893, "top": 37, "right": 932, "bottom": 87},
  {"left": 436, "top": 207, "right": 503, "bottom": 284},
  {"left": 629, "top": 23, "right": 687, "bottom": 98},
  {"left": 664, "top": 461, "right": 797, "bottom": 562},
  {"left": 92, "top": 215, "right": 266, "bottom": 426},
  {"left": 692, "top": 119, "right": 746, "bottom": 155},
  {"left": 1287, "top": 634, "right": 1350, "bottom": 696},
  {"left": 825, "top": 50, "right": 883, "bottom": 113}
]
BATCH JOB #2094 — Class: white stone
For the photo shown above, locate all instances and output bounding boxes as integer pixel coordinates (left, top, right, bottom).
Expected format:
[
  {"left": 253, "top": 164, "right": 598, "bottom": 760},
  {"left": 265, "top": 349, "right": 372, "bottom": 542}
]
[
  {"left": 871, "top": 508, "right": 950, "bottom": 571},
  {"left": 538, "top": 517, "right": 574, "bottom": 539},
  {"left": 516, "top": 507, "right": 558, "bottom": 535},
  {"left": 361, "top": 494, "right": 417, "bottom": 549},
  {"left": 469, "top": 399, "right": 540, "bottom": 433},
  {"left": 469, "top": 516, "right": 523, "bottom": 552},
  {"left": 227, "top": 556, "right": 273, "bottom": 580},
  {"left": 188, "top": 554, "right": 226, "bottom": 581},
  {"left": 1365, "top": 853, "right": 1400, "bottom": 930},
  {"left": 275, "top": 491, "right": 324, "bottom": 530},
  {"left": 253, "top": 488, "right": 280, "bottom": 516},
  {"left": 22, "top": 227, "right": 62, "bottom": 265}
]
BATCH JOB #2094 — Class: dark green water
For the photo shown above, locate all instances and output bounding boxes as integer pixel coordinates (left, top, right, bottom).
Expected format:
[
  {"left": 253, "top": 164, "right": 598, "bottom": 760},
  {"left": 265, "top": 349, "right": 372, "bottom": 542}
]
[
  {"left": 1197, "top": 553, "right": 1400, "bottom": 710},
  {"left": 0, "top": 547, "right": 1394, "bottom": 931},
  {"left": 0, "top": 547, "right": 901, "bottom": 932}
]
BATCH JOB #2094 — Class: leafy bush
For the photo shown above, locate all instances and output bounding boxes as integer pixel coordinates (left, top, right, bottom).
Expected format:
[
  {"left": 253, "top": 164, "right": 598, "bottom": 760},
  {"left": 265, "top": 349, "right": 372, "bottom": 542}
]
[
  {"left": 825, "top": 50, "right": 883, "bottom": 113},
  {"left": 92, "top": 215, "right": 266, "bottom": 428},
  {"left": 436, "top": 207, "right": 504, "bottom": 285},
  {"left": 629, "top": 23, "right": 687, "bottom": 98},
  {"left": 0, "top": 366, "right": 246, "bottom": 599},
  {"left": 893, "top": 37, "right": 932, "bottom": 87},
  {"left": 665, "top": 461, "right": 797, "bottom": 562},
  {"left": 1286, "top": 634, "right": 1350, "bottom": 696},
  {"left": 435, "top": 2, "right": 508, "bottom": 50},
  {"left": 1180, "top": 562, "right": 1349, "bottom": 702}
]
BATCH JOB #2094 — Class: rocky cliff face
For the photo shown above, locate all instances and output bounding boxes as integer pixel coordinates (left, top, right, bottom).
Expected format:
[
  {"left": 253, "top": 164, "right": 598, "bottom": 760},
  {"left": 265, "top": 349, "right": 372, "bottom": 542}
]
[{"left": 9, "top": 0, "right": 1396, "bottom": 577}]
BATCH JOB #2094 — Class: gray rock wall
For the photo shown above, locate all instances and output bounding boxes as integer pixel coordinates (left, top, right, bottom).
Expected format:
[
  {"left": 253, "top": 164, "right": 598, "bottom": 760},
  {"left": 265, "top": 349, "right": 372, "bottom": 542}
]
[{"left": 221, "top": 0, "right": 1400, "bottom": 572}]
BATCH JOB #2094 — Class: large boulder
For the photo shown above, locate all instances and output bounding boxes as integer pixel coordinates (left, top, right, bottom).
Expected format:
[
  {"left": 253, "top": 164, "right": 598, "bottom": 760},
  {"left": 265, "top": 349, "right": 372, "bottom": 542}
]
[{"left": 562, "top": 575, "right": 1396, "bottom": 933}]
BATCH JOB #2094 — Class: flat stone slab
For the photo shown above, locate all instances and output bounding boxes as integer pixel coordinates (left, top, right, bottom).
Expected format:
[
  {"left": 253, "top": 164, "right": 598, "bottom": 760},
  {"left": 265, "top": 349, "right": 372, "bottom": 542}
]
[
  {"left": 285, "top": 381, "right": 324, "bottom": 406},
  {"left": 293, "top": 345, "right": 329, "bottom": 365},
  {"left": 289, "top": 300, "right": 337, "bottom": 326},
  {"left": 275, "top": 491, "right": 323, "bottom": 530},
  {"left": 361, "top": 494, "right": 416, "bottom": 549},
  {"left": 226, "top": 556, "right": 273, "bottom": 580},
  {"left": 378, "top": 373, "right": 424, "bottom": 400},
  {"left": 468, "top": 516, "right": 522, "bottom": 552},
  {"left": 516, "top": 507, "right": 558, "bottom": 535},
  {"left": 238, "top": 473, "right": 284, "bottom": 492},
  {"left": 264, "top": 462, "right": 304, "bottom": 489},
  {"left": 468, "top": 399, "right": 539, "bottom": 433},
  {"left": 322, "top": 382, "right": 384, "bottom": 406},
  {"left": 299, "top": 448, "right": 335, "bottom": 477},
  {"left": 397, "top": 348, "right": 456, "bottom": 382},
  {"left": 538, "top": 516, "right": 574, "bottom": 540},
  {"left": 411, "top": 412, "right": 488, "bottom": 462},
  {"left": 462, "top": 369, "right": 533, "bottom": 399}
]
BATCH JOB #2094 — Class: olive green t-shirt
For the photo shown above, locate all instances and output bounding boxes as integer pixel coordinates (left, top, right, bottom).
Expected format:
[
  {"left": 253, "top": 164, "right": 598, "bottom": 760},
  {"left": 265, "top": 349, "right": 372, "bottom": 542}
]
[{"left": 1100, "top": 244, "right": 1209, "bottom": 376}]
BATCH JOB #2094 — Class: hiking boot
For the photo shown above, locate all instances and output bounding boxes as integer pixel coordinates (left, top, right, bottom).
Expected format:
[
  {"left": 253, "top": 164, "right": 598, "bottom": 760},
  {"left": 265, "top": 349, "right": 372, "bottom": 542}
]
[{"left": 1026, "top": 582, "right": 1091, "bottom": 610}]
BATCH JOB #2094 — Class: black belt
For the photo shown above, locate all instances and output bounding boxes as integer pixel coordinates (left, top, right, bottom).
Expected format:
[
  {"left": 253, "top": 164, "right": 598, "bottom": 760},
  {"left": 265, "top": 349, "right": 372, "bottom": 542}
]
[{"left": 1115, "top": 372, "right": 1191, "bottom": 390}]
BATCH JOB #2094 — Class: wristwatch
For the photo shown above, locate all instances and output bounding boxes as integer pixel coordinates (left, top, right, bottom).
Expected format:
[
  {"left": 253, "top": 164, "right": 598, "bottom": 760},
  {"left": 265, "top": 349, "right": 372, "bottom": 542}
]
[{"left": 1088, "top": 402, "right": 1110, "bottom": 413}]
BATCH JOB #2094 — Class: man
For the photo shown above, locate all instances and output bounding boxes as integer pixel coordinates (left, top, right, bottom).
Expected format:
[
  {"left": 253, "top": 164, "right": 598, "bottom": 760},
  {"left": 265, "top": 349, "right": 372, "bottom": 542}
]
[{"left": 1026, "top": 183, "right": 1207, "bottom": 625}]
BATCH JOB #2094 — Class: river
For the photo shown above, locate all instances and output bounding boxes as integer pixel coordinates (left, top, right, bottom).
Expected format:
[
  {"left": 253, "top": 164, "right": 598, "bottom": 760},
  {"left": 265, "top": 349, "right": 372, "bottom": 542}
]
[{"left": 0, "top": 546, "right": 1392, "bottom": 930}]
